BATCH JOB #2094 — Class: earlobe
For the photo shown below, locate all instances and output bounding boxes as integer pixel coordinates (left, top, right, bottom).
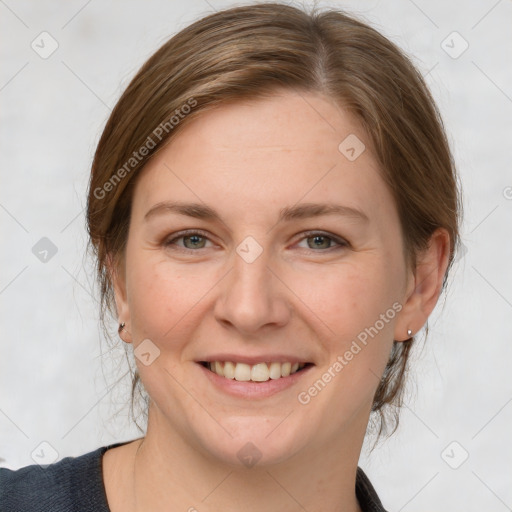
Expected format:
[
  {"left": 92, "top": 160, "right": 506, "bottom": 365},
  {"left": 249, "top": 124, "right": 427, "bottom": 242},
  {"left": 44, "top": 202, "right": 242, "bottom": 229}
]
[
  {"left": 106, "top": 252, "right": 132, "bottom": 344},
  {"left": 394, "top": 228, "right": 451, "bottom": 342},
  {"left": 118, "top": 321, "right": 132, "bottom": 344}
]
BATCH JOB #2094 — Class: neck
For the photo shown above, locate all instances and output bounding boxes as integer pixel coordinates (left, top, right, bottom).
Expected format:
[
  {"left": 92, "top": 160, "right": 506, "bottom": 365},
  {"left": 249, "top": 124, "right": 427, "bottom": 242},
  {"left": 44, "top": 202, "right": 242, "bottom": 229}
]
[{"left": 129, "top": 405, "right": 366, "bottom": 512}]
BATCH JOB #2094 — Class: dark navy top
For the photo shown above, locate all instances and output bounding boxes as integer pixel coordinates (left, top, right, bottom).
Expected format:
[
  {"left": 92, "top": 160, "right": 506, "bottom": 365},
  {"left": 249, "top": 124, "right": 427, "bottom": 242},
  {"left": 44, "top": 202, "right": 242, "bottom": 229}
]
[{"left": 0, "top": 442, "right": 388, "bottom": 511}]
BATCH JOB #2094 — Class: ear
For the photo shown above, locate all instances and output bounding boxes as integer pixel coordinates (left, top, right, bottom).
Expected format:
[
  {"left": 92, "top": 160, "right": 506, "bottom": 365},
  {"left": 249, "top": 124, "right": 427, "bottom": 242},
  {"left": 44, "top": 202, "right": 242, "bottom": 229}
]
[
  {"left": 106, "top": 251, "right": 133, "bottom": 344},
  {"left": 394, "top": 228, "right": 451, "bottom": 341}
]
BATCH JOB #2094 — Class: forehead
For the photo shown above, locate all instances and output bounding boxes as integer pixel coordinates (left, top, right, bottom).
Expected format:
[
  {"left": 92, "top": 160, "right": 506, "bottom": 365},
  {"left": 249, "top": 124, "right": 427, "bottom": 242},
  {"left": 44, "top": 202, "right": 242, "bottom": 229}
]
[{"left": 132, "top": 90, "right": 395, "bottom": 227}]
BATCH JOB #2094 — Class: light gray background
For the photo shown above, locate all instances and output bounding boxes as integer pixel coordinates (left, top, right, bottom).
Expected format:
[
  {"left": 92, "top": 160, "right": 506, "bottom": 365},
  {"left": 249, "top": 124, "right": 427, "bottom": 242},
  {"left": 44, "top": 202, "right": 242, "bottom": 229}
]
[{"left": 1, "top": 0, "right": 511, "bottom": 510}]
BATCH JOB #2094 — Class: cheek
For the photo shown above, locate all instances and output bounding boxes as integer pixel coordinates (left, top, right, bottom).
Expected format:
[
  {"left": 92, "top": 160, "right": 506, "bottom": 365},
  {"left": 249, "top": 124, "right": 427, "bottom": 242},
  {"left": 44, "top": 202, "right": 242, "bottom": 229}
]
[
  {"left": 126, "top": 254, "right": 217, "bottom": 342},
  {"left": 294, "top": 264, "right": 398, "bottom": 418},
  {"left": 296, "top": 260, "right": 398, "bottom": 402},
  {"left": 292, "top": 259, "right": 397, "bottom": 344}
]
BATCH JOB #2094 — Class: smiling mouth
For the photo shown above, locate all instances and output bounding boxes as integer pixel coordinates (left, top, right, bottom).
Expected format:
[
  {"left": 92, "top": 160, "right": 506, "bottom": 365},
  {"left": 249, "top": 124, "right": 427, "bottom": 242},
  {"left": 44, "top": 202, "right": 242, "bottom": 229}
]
[{"left": 200, "top": 361, "right": 312, "bottom": 382}]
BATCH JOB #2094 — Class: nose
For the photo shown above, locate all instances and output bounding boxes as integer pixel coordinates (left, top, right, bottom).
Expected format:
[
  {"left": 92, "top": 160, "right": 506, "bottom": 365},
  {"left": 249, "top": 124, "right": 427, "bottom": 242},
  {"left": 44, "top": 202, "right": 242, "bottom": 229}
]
[{"left": 213, "top": 246, "right": 291, "bottom": 336}]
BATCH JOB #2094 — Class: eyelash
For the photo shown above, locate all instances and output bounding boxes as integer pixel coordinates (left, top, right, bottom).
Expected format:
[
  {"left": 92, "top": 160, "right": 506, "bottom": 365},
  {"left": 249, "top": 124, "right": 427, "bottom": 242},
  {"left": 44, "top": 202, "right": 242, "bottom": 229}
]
[{"left": 163, "top": 229, "right": 349, "bottom": 253}]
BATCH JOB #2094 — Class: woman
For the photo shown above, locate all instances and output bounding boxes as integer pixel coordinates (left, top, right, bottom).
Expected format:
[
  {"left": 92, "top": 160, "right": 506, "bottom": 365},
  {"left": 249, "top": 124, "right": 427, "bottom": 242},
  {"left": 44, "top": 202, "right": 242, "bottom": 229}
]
[{"left": 0, "top": 3, "right": 461, "bottom": 511}]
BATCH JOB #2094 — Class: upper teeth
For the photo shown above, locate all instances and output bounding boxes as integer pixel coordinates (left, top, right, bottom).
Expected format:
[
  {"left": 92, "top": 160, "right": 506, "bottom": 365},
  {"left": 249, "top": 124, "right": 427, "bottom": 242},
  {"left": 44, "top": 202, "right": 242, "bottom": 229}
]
[{"left": 207, "top": 361, "right": 305, "bottom": 382}]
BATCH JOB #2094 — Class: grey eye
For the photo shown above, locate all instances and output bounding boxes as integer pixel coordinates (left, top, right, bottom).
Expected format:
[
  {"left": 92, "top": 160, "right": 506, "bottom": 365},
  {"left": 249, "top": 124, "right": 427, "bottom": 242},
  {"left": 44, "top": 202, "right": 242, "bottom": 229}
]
[{"left": 182, "top": 234, "right": 207, "bottom": 249}]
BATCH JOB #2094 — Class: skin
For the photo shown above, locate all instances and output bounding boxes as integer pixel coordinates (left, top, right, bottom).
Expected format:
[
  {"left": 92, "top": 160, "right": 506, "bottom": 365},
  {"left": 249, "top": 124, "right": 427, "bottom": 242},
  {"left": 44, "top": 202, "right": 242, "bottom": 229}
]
[{"left": 103, "top": 90, "right": 450, "bottom": 512}]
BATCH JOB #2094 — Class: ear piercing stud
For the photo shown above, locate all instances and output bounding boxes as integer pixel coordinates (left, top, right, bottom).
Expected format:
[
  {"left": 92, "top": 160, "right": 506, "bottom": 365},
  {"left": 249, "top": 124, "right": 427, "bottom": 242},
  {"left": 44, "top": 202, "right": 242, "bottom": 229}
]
[{"left": 407, "top": 329, "right": 413, "bottom": 337}]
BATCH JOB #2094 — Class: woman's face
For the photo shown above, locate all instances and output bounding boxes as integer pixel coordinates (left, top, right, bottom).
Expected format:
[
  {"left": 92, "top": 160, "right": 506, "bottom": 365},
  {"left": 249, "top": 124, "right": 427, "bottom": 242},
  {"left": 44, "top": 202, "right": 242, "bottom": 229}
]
[{"left": 113, "top": 90, "right": 415, "bottom": 467}]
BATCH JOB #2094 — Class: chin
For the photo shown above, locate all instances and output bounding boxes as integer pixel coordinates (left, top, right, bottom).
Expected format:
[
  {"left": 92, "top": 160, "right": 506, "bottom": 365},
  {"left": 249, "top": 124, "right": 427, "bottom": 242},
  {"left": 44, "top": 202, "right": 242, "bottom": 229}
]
[{"left": 192, "top": 415, "right": 310, "bottom": 469}]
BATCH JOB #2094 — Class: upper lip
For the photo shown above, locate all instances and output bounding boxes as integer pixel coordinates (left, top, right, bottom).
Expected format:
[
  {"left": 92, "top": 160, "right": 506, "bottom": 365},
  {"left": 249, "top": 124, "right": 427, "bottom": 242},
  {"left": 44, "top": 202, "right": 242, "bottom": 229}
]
[{"left": 197, "top": 354, "right": 313, "bottom": 365}]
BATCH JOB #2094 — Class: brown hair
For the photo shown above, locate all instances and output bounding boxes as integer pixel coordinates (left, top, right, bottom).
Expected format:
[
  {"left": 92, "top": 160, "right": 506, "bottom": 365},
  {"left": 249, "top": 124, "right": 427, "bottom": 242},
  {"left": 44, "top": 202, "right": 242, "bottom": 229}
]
[{"left": 86, "top": 2, "right": 462, "bottom": 436}]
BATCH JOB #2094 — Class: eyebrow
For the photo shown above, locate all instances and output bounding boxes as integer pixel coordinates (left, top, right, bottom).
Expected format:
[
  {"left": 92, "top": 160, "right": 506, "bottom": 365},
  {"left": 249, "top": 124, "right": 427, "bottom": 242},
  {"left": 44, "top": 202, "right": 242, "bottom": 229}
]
[{"left": 144, "top": 201, "right": 369, "bottom": 224}]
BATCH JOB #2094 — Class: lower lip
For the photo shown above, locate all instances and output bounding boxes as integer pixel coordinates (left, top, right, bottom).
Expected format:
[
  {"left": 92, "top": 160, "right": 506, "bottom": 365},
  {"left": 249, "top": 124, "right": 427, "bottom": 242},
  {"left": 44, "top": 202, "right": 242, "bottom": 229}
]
[{"left": 197, "top": 363, "right": 314, "bottom": 399}]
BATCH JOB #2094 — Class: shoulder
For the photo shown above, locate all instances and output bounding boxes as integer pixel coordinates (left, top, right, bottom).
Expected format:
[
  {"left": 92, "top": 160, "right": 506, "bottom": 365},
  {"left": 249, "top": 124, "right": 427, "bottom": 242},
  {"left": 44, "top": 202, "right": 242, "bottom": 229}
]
[
  {"left": 356, "top": 466, "right": 388, "bottom": 512},
  {"left": 0, "top": 444, "right": 122, "bottom": 512}
]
